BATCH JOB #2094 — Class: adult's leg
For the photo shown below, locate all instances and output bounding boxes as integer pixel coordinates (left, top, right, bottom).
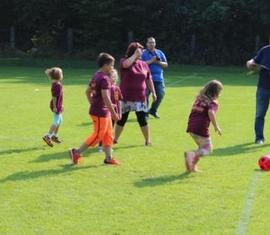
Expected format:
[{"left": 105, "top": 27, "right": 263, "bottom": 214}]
[
  {"left": 114, "top": 112, "right": 129, "bottom": 143},
  {"left": 135, "top": 111, "right": 151, "bottom": 145},
  {"left": 255, "top": 87, "right": 270, "bottom": 142},
  {"left": 149, "top": 81, "right": 165, "bottom": 116}
]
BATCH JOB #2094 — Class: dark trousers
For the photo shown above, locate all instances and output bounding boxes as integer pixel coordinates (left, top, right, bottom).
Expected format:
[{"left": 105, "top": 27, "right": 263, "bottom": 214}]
[
  {"left": 255, "top": 87, "right": 270, "bottom": 141},
  {"left": 147, "top": 81, "right": 165, "bottom": 114}
]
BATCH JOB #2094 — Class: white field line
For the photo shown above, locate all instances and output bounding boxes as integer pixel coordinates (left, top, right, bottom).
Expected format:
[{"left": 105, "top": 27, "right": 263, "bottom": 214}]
[
  {"left": 166, "top": 73, "right": 199, "bottom": 86},
  {"left": 236, "top": 171, "right": 262, "bottom": 235}
]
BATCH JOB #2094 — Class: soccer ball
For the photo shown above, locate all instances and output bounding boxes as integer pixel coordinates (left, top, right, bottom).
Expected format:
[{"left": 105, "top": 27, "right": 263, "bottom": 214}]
[{"left": 258, "top": 155, "right": 270, "bottom": 171}]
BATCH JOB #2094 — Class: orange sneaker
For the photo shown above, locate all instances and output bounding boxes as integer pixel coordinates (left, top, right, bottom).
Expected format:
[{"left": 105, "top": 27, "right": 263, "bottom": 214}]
[
  {"left": 42, "top": 135, "right": 53, "bottom": 147},
  {"left": 69, "top": 148, "right": 81, "bottom": 165},
  {"left": 104, "top": 158, "right": 120, "bottom": 165}
]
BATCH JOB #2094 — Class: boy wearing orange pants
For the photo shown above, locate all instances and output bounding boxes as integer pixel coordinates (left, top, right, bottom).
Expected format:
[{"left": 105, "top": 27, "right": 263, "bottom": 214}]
[{"left": 69, "top": 53, "right": 120, "bottom": 165}]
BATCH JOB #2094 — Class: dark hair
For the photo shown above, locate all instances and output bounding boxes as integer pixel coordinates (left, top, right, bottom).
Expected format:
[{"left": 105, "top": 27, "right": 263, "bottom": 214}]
[
  {"left": 200, "top": 80, "right": 223, "bottom": 100},
  {"left": 125, "top": 42, "right": 144, "bottom": 58},
  {"left": 97, "top": 53, "right": 115, "bottom": 68}
]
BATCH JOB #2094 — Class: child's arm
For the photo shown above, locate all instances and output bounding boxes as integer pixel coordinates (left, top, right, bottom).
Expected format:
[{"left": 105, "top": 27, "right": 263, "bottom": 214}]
[
  {"left": 101, "top": 89, "right": 119, "bottom": 121},
  {"left": 52, "top": 96, "right": 57, "bottom": 113},
  {"left": 117, "top": 100, "right": 122, "bottom": 120},
  {"left": 208, "top": 110, "right": 222, "bottom": 135},
  {"left": 85, "top": 86, "right": 93, "bottom": 104}
]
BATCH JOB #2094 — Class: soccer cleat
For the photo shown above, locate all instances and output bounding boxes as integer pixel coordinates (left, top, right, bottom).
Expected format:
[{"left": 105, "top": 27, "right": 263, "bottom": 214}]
[
  {"left": 51, "top": 135, "right": 62, "bottom": 144},
  {"left": 104, "top": 157, "right": 120, "bottom": 165},
  {"left": 42, "top": 135, "right": 53, "bottom": 147},
  {"left": 69, "top": 148, "right": 81, "bottom": 165}
]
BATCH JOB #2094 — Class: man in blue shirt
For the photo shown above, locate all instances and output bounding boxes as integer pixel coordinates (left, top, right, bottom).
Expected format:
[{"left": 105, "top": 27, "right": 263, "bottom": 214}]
[
  {"left": 141, "top": 37, "right": 168, "bottom": 119},
  {"left": 247, "top": 44, "right": 270, "bottom": 144}
]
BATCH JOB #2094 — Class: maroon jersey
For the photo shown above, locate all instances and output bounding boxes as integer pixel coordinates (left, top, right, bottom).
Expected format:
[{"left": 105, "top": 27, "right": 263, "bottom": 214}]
[
  {"left": 110, "top": 85, "right": 123, "bottom": 114},
  {"left": 187, "top": 95, "right": 219, "bottom": 137},
  {"left": 119, "top": 58, "right": 152, "bottom": 102},
  {"left": 89, "top": 71, "right": 111, "bottom": 117},
  {"left": 50, "top": 81, "right": 63, "bottom": 114}
]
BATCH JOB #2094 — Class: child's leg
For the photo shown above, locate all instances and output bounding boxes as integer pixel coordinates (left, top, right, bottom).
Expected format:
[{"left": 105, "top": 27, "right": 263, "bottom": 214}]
[
  {"left": 185, "top": 133, "right": 212, "bottom": 172},
  {"left": 103, "top": 118, "right": 119, "bottom": 164}
]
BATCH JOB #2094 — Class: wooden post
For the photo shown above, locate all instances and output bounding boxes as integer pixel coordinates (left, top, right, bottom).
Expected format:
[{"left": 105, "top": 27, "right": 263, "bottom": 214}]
[
  {"left": 191, "top": 34, "right": 196, "bottom": 57},
  {"left": 10, "top": 26, "right": 15, "bottom": 48},
  {"left": 67, "top": 28, "right": 73, "bottom": 54},
  {"left": 128, "top": 31, "right": 133, "bottom": 43}
]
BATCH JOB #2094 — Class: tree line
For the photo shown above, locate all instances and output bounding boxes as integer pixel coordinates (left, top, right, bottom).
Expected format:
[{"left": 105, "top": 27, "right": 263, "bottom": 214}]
[{"left": 1, "top": 0, "right": 270, "bottom": 64}]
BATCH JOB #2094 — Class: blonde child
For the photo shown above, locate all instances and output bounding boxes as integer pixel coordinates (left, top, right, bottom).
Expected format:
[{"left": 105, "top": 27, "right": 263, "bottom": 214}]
[
  {"left": 98, "top": 69, "right": 123, "bottom": 152},
  {"left": 185, "top": 80, "right": 223, "bottom": 172},
  {"left": 69, "top": 53, "right": 120, "bottom": 165},
  {"left": 42, "top": 67, "right": 64, "bottom": 147}
]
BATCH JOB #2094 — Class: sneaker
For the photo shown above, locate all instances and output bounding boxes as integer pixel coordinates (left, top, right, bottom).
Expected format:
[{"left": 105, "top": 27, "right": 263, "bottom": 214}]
[
  {"left": 69, "top": 148, "right": 81, "bottom": 165},
  {"left": 51, "top": 135, "right": 62, "bottom": 144},
  {"left": 113, "top": 139, "right": 118, "bottom": 145},
  {"left": 42, "top": 135, "right": 53, "bottom": 147},
  {"left": 104, "top": 157, "right": 120, "bottom": 165},
  {"left": 149, "top": 111, "right": 160, "bottom": 119},
  {"left": 255, "top": 139, "right": 264, "bottom": 145}
]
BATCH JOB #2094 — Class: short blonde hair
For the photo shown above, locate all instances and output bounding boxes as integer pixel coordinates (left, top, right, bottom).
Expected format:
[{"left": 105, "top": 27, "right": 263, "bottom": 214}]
[
  {"left": 45, "top": 67, "right": 63, "bottom": 80},
  {"left": 108, "top": 69, "right": 118, "bottom": 84}
]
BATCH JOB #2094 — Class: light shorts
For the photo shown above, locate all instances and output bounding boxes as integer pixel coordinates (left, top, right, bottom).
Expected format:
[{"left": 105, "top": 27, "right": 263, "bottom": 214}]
[
  {"left": 121, "top": 101, "right": 148, "bottom": 114},
  {"left": 53, "top": 113, "right": 63, "bottom": 125},
  {"left": 189, "top": 132, "right": 212, "bottom": 156}
]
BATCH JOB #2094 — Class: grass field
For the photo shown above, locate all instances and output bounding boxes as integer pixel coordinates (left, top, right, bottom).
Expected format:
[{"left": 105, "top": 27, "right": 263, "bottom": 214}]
[{"left": 0, "top": 59, "right": 270, "bottom": 235}]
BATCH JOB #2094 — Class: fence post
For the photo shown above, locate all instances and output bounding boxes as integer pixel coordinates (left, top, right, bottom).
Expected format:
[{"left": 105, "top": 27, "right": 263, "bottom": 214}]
[
  {"left": 128, "top": 31, "right": 133, "bottom": 43},
  {"left": 255, "top": 35, "right": 260, "bottom": 51},
  {"left": 10, "top": 26, "right": 15, "bottom": 48},
  {"left": 67, "top": 28, "right": 73, "bottom": 54}
]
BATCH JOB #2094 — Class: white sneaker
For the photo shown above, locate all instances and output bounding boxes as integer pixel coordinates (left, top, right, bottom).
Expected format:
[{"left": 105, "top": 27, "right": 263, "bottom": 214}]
[{"left": 97, "top": 146, "right": 103, "bottom": 152}]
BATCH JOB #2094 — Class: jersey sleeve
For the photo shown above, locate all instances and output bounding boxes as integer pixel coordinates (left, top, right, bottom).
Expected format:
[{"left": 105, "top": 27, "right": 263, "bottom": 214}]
[
  {"left": 100, "top": 76, "right": 110, "bottom": 90},
  {"left": 160, "top": 50, "right": 167, "bottom": 62},
  {"left": 208, "top": 101, "right": 218, "bottom": 113}
]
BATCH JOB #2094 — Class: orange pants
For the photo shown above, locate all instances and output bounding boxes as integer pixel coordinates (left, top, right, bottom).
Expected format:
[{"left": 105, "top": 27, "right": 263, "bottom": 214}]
[{"left": 85, "top": 115, "right": 113, "bottom": 147}]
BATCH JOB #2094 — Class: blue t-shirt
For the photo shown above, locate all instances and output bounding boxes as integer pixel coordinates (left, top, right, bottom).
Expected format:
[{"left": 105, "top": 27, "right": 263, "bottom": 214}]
[
  {"left": 141, "top": 49, "right": 167, "bottom": 82},
  {"left": 253, "top": 45, "right": 270, "bottom": 89}
]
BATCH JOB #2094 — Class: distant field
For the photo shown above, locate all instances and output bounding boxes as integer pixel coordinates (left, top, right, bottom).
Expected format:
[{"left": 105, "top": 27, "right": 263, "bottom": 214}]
[{"left": 0, "top": 59, "right": 269, "bottom": 234}]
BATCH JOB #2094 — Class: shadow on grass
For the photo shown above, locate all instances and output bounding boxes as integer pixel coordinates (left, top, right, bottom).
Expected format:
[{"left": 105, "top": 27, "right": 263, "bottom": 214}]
[
  {"left": 0, "top": 164, "right": 96, "bottom": 183},
  {"left": 0, "top": 147, "right": 45, "bottom": 156},
  {"left": 32, "top": 148, "right": 100, "bottom": 163},
  {"left": 78, "top": 122, "right": 92, "bottom": 127},
  {"left": 134, "top": 172, "right": 192, "bottom": 188},
  {"left": 212, "top": 142, "right": 270, "bottom": 157},
  {"left": 113, "top": 144, "right": 142, "bottom": 150}
]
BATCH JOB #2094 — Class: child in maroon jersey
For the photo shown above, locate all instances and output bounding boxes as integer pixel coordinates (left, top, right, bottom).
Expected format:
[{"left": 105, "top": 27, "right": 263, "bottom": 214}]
[
  {"left": 98, "top": 69, "right": 122, "bottom": 152},
  {"left": 185, "top": 80, "right": 223, "bottom": 172},
  {"left": 42, "top": 67, "right": 64, "bottom": 147}
]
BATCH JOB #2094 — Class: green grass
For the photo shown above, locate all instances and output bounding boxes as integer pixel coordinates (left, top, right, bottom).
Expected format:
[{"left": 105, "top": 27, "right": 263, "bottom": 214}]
[{"left": 0, "top": 59, "right": 270, "bottom": 234}]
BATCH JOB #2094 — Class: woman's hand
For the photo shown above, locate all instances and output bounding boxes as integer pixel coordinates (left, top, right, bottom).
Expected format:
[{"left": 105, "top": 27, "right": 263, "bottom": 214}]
[{"left": 152, "top": 93, "right": 157, "bottom": 102}]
